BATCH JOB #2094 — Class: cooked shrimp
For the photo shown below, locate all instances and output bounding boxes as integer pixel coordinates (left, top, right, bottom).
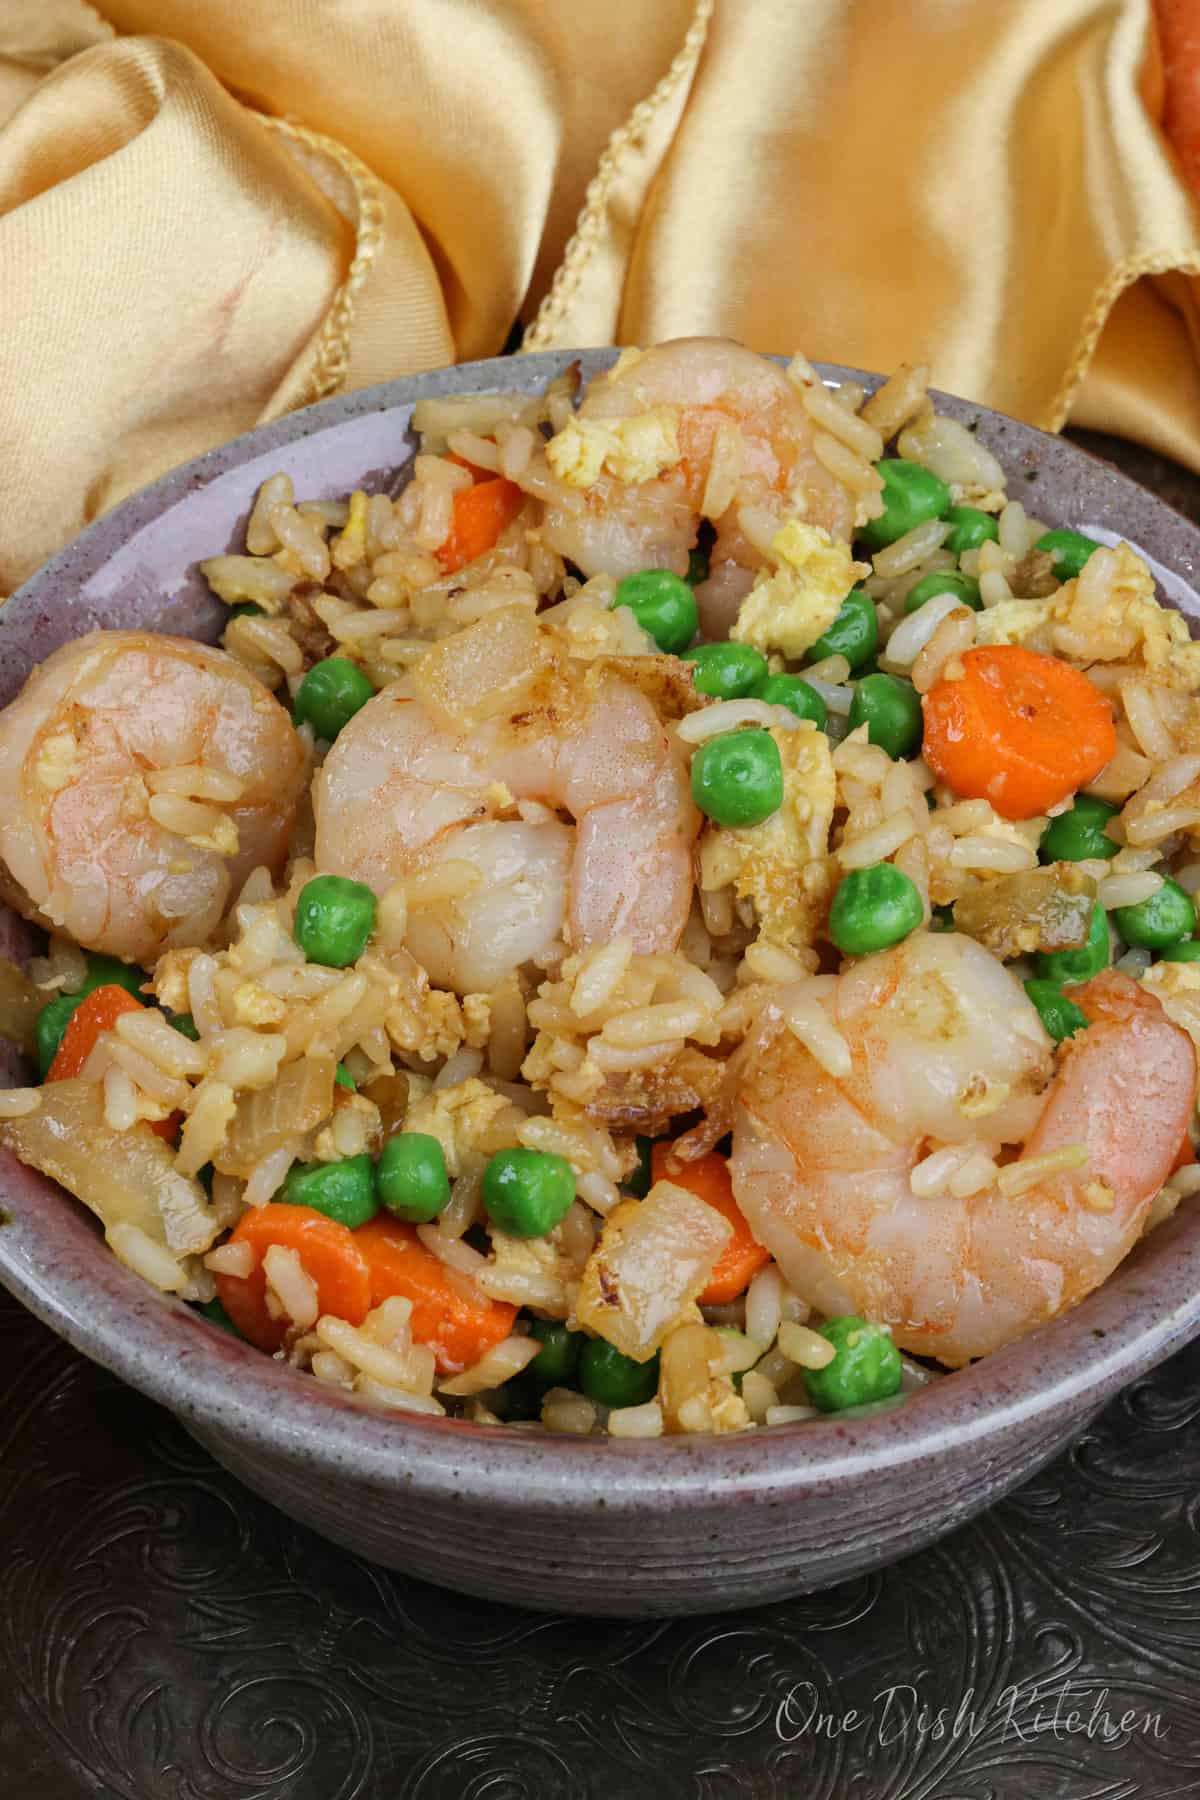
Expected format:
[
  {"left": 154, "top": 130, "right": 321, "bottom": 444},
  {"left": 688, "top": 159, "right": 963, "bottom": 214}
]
[
  {"left": 542, "top": 338, "right": 856, "bottom": 635},
  {"left": 313, "top": 661, "right": 698, "bottom": 994},
  {"left": 732, "top": 932, "right": 1196, "bottom": 1364},
  {"left": 0, "top": 630, "right": 307, "bottom": 964}
]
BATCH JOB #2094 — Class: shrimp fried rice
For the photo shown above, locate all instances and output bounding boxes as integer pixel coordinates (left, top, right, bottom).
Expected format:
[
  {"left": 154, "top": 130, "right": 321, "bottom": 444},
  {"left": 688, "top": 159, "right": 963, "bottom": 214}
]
[{"left": 0, "top": 338, "right": 1197, "bottom": 1439}]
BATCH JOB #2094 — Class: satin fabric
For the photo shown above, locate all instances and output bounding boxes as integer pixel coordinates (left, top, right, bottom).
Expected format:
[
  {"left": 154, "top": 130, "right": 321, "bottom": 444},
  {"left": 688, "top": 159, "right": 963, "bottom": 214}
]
[{"left": 1, "top": 0, "right": 1197, "bottom": 597}]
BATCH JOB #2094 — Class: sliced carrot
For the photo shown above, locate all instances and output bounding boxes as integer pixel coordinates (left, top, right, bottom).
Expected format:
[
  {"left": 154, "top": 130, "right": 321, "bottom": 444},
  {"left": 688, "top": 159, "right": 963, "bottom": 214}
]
[
  {"left": 354, "top": 1214, "right": 516, "bottom": 1374},
  {"left": 47, "top": 985, "right": 144, "bottom": 1082},
  {"left": 214, "top": 1202, "right": 372, "bottom": 1353},
  {"left": 922, "top": 646, "right": 1116, "bottom": 821},
  {"left": 651, "top": 1144, "right": 769, "bottom": 1304},
  {"left": 436, "top": 477, "right": 525, "bottom": 575},
  {"left": 47, "top": 984, "right": 178, "bottom": 1141}
]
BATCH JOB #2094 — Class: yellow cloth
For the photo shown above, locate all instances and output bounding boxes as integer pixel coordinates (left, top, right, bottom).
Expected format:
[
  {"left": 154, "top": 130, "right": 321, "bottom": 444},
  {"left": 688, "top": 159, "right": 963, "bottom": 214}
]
[{"left": 1, "top": 0, "right": 1198, "bottom": 598}]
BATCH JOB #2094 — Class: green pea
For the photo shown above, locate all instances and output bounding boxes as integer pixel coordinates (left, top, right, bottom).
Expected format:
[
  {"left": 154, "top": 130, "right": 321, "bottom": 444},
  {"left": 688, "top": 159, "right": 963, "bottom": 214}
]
[
  {"left": 753, "top": 673, "right": 827, "bottom": 730},
  {"left": 687, "top": 545, "right": 711, "bottom": 587},
  {"left": 1034, "top": 902, "right": 1109, "bottom": 984},
  {"left": 859, "top": 461, "right": 952, "bottom": 550},
  {"left": 284, "top": 1153, "right": 379, "bottom": 1229},
  {"left": 482, "top": 1147, "right": 576, "bottom": 1239},
  {"left": 1039, "top": 795, "right": 1119, "bottom": 863},
  {"left": 903, "top": 571, "right": 982, "bottom": 615},
  {"left": 34, "top": 995, "right": 79, "bottom": 1080},
  {"left": 683, "top": 642, "right": 768, "bottom": 700},
  {"left": 196, "top": 1297, "right": 243, "bottom": 1337},
  {"left": 334, "top": 1062, "right": 356, "bottom": 1091},
  {"left": 1035, "top": 528, "right": 1101, "bottom": 583},
  {"left": 690, "top": 728, "right": 783, "bottom": 828},
  {"left": 376, "top": 1132, "right": 450, "bottom": 1224},
  {"left": 294, "top": 874, "right": 377, "bottom": 968},
  {"left": 1023, "top": 979, "right": 1089, "bottom": 1044},
  {"left": 847, "top": 673, "right": 922, "bottom": 760},
  {"left": 169, "top": 1012, "right": 200, "bottom": 1041},
  {"left": 293, "top": 656, "right": 375, "bottom": 743},
  {"left": 1114, "top": 878, "right": 1196, "bottom": 951},
  {"left": 78, "top": 954, "right": 147, "bottom": 1000},
  {"left": 228, "top": 602, "right": 265, "bottom": 620},
  {"left": 527, "top": 1320, "right": 581, "bottom": 1387},
  {"left": 612, "top": 569, "right": 698, "bottom": 655},
  {"left": 802, "top": 1316, "right": 903, "bottom": 1413},
  {"left": 942, "top": 506, "right": 999, "bottom": 554},
  {"left": 829, "top": 863, "right": 924, "bottom": 957},
  {"left": 625, "top": 1136, "right": 655, "bottom": 1199},
  {"left": 807, "top": 588, "right": 879, "bottom": 670},
  {"left": 578, "top": 1338, "right": 660, "bottom": 1409},
  {"left": 1160, "top": 938, "right": 1200, "bottom": 963}
]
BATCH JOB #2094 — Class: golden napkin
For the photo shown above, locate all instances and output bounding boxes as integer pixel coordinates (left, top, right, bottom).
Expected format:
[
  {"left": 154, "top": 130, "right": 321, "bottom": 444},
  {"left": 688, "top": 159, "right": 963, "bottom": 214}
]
[{"left": 1, "top": 0, "right": 1197, "bottom": 598}]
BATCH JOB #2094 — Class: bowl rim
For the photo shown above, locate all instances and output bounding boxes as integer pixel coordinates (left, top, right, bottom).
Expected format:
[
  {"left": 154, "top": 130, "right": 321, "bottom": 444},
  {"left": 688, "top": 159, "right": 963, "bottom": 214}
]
[{"left": 2, "top": 346, "right": 1200, "bottom": 1513}]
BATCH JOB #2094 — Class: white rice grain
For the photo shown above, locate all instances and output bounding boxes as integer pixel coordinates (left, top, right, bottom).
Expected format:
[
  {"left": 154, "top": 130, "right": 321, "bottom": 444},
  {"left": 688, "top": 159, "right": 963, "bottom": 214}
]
[
  {"left": 781, "top": 985, "right": 852, "bottom": 1078},
  {"left": 103, "top": 1065, "right": 140, "bottom": 1132},
  {"left": 838, "top": 813, "right": 917, "bottom": 870},
  {"left": 997, "top": 1143, "right": 1088, "bottom": 1197},
  {"left": 778, "top": 1320, "right": 837, "bottom": 1370},
  {"left": 107, "top": 1222, "right": 186, "bottom": 1293},
  {"left": 263, "top": 1243, "right": 319, "bottom": 1330},
  {"left": 438, "top": 1333, "right": 540, "bottom": 1396},
  {"left": 355, "top": 1377, "right": 445, "bottom": 1415},
  {"left": 1096, "top": 871, "right": 1164, "bottom": 910},
  {"left": 570, "top": 937, "right": 634, "bottom": 1017},
  {"left": 677, "top": 700, "right": 778, "bottom": 743},
  {"left": 765, "top": 1404, "right": 819, "bottom": 1426},
  {"left": 204, "top": 1241, "right": 256, "bottom": 1278},
  {"left": 745, "top": 1263, "right": 784, "bottom": 1349},
  {"left": 0, "top": 1089, "right": 40, "bottom": 1119},
  {"left": 243, "top": 1143, "right": 296, "bottom": 1208},
  {"left": 607, "top": 1400, "right": 665, "bottom": 1438},
  {"left": 871, "top": 519, "right": 950, "bottom": 579},
  {"left": 883, "top": 592, "right": 964, "bottom": 667},
  {"left": 540, "top": 1389, "right": 597, "bottom": 1435}
]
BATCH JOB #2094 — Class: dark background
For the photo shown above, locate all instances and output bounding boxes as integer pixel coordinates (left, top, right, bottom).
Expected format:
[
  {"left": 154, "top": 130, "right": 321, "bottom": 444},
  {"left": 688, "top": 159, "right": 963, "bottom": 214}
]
[{"left": 1, "top": 431, "right": 1198, "bottom": 1800}]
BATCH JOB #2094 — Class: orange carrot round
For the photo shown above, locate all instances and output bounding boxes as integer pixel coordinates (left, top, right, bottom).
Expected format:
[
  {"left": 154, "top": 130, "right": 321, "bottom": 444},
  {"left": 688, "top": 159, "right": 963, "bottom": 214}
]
[
  {"left": 651, "top": 1144, "right": 769, "bottom": 1304},
  {"left": 215, "top": 1203, "right": 372, "bottom": 1352},
  {"left": 354, "top": 1214, "right": 516, "bottom": 1373},
  {"left": 922, "top": 645, "right": 1116, "bottom": 820},
  {"left": 436, "top": 477, "right": 525, "bottom": 574}
]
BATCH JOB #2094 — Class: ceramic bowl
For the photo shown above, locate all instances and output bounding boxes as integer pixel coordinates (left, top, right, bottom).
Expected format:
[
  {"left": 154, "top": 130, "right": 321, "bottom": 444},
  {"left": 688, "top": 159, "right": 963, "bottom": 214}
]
[{"left": 1, "top": 351, "right": 1198, "bottom": 1618}]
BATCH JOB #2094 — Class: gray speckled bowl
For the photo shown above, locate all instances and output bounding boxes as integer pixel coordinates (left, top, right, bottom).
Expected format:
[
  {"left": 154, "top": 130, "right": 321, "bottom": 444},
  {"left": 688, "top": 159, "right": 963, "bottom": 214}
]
[{"left": 1, "top": 352, "right": 1199, "bottom": 1618}]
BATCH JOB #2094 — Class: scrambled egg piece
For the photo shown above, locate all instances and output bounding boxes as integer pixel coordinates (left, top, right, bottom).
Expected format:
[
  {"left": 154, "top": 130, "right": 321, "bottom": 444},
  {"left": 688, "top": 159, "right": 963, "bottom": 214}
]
[
  {"left": 404, "top": 1077, "right": 518, "bottom": 1176},
  {"left": 701, "top": 721, "right": 837, "bottom": 946},
  {"left": 546, "top": 406, "right": 681, "bottom": 489},
  {"left": 731, "top": 520, "right": 869, "bottom": 660},
  {"left": 1143, "top": 962, "right": 1200, "bottom": 1075},
  {"left": 976, "top": 542, "right": 1200, "bottom": 686},
  {"left": 487, "top": 1228, "right": 579, "bottom": 1320},
  {"left": 973, "top": 599, "right": 1053, "bottom": 649},
  {"left": 546, "top": 592, "right": 656, "bottom": 659}
]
